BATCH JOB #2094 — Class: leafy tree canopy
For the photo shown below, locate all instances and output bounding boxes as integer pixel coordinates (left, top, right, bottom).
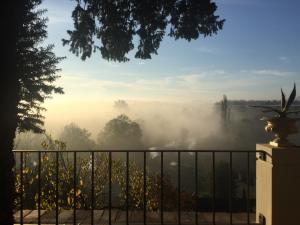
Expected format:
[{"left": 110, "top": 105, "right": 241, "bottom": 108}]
[
  {"left": 17, "top": 0, "right": 64, "bottom": 133},
  {"left": 63, "top": 0, "right": 225, "bottom": 61},
  {"left": 59, "top": 123, "right": 96, "bottom": 150},
  {"left": 97, "top": 114, "right": 143, "bottom": 149}
]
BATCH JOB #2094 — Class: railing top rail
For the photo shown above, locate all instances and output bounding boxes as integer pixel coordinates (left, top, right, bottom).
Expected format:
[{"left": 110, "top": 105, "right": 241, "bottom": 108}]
[{"left": 12, "top": 149, "right": 265, "bottom": 153}]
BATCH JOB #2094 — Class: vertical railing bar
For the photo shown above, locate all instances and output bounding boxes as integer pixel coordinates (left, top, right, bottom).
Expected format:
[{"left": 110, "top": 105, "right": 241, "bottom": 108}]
[
  {"left": 20, "top": 152, "right": 24, "bottom": 225},
  {"left": 13, "top": 152, "right": 17, "bottom": 224},
  {"left": 247, "top": 152, "right": 250, "bottom": 225},
  {"left": 229, "top": 152, "right": 233, "bottom": 225},
  {"left": 195, "top": 152, "right": 198, "bottom": 225},
  {"left": 73, "top": 152, "right": 76, "bottom": 225},
  {"left": 38, "top": 151, "right": 41, "bottom": 225},
  {"left": 126, "top": 151, "right": 129, "bottom": 225},
  {"left": 91, "top": 152, "right": 94, "bottom": 225},
  {"left": 178, "top": 152, "right": 181, "bottom": 225},
  {"left": 160, "top": 152, "right": 164, "bottom": 225},
  {"left": 212, "top": 152, "right": 215, "bottom": 225},
  {"left": 143, "top": 151, "right": 147, "bottom": 225},
  {"left": 109, "top": 152, "right": 112, "bottom": 225},
  {"left": 56, "top": 152, "right": 59, "bottom": 225}
]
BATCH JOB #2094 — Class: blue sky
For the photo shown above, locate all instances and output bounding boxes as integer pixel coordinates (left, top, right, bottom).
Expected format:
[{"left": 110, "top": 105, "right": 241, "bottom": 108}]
[{"left": 41, "top": 0, "right": 300, "bottom": 103}]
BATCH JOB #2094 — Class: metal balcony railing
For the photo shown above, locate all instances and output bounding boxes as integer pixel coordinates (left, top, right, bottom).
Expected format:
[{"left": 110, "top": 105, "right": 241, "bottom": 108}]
[{"left": 13, "top": 150, "right": 266, "bottom": 225}]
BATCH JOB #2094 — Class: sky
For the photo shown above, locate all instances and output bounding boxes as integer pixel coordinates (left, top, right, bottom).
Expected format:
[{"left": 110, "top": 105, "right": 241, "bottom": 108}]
[{"left": 41, "top": 0, "right": 300, "bottom": 107}]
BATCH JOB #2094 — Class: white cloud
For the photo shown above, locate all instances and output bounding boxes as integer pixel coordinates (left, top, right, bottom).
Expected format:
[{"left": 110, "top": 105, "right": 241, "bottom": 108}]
[
  {"left": 252, "top": 70, "right": 293, "bottom": 77},
  {"left": 242, "top": 69, "right": 294, "bottom": 77},
  {"left": 55, "top": 72, "right": 221, "bottom": 102},
  {"left": 196, "top": 46, "right": 215, "bottom": 54},
  {"left": 279, "top": 56, "right": 289, "bottom": 63},
  {"left": 177, "top": 74, "right": 203, "bottom": 83},
  {"left": 101, "top": 61, "right": 121, "bottom": 68},
  {"left": 136, "top": 77, "right": 172, "bottom": 87},
  {"left": 52, "top": 68, "right": 299, "bottom": 104}
]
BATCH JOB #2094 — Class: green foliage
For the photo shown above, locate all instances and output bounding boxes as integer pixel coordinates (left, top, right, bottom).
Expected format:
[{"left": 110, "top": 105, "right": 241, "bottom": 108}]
[
  {"left": 63, "top": 0, "right": 225, "bottom": 61},
  {"left": 97, "top": 114, "right": 143, "bottom": 149},
  {"left": 15, "top": 136, "right": 243, "bottom": 212},
  {"left": 17, "top": 0, "right": 64, "bottom": 133},
  {"left": 214, "top": 161, "right": 238, "bottom": 200},
  {"left": 15, "top": 140, "right": 242, "bottom": 212},
  {"left": 251, "top": 83, "right": 300, "bottom": 117},
  {"left": 15, "top": 136, "right": 169, "bottom": 211}
]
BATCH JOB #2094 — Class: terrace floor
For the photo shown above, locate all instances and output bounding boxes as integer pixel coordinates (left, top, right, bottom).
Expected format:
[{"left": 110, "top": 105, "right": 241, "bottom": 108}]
[{"left": 14, "top": 209, "right": 258, "bottom": 225}]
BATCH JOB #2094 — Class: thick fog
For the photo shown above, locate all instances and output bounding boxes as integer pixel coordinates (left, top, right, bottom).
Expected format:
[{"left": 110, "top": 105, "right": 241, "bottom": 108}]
[{"left": 14, "top": 99, "right": 300, "bottom": 150}]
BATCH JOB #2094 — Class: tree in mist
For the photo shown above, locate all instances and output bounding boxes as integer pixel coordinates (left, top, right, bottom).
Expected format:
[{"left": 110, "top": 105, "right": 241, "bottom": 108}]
[
  {"left": 97, "top": 114, "right": 143, "bottom": 149},
  {"left": 114, "top": 99, "right": 129, "bottom": 111},
  {"left": 63, "top": 0, "right": 225, "bottom": 61},
  {"left": 14, "top": 132, "right": 45, "bottom": 150},
  {"left": 0, "top": 1, "right": 63, "bottom": 222},
  {"left": 59, "top": 123, "right": 96, "bottom": 150},
  {"left": 215, "top": 95, "right": 231, "bottom": 133},
  {"left": 219, "top": 94, "right": 231, "bottom": 130}
]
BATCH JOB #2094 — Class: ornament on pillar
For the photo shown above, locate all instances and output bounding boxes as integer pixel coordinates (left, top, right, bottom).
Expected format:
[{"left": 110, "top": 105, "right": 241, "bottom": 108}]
[{"left": 251, "top": 83, "right": 299, "bottom": 147}]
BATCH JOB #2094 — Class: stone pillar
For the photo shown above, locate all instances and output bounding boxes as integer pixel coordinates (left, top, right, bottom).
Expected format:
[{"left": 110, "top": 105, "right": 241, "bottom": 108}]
[{"left": 256, "top": 144, "right": 300, "bottom": 225}]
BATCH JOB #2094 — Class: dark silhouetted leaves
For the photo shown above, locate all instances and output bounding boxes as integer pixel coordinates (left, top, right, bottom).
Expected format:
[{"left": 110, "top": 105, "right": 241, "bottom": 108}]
[
  {"left": 63, "top": 0, "right": 225, "bottom": 62},
  {"left": 250, "top": 83, "right": 298, "bottom": 117},
  {"left": 281, "top": 88, "right": 286, "bottom": 111},
  {"left": 284, "top": 83, "right": 296, "bottom": 112},
  {"left": 17, "top": 0, "right": 64, "bottom": 133}
]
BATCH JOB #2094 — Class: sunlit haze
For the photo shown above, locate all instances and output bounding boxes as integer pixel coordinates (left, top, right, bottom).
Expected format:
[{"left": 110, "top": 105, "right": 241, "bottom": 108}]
[{"left": 41, "top": 0, "right": 300, "bottom": 135}]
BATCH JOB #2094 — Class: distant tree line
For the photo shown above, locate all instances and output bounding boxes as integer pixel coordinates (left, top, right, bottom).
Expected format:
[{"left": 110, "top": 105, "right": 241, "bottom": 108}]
[{"left": 15, "top": 114, "right": 143, "bottom": 151}]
